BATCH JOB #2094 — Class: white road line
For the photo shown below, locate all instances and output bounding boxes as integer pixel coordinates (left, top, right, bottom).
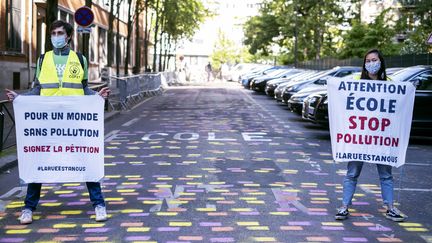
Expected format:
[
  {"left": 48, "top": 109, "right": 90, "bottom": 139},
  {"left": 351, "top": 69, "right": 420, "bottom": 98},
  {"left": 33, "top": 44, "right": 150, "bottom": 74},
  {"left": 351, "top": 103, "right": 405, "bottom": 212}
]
[
  {"left": 394, "top": 188, "right": 432, "bottom": 192},
  {"left": 122, "top": 118, "right": 140, "bottom": 127},
  {"left": 105, "top": 130, "right": 120, "bottom": 142},
  {"left": 405, "top": 162, "right": 431, "bottom": 166}
]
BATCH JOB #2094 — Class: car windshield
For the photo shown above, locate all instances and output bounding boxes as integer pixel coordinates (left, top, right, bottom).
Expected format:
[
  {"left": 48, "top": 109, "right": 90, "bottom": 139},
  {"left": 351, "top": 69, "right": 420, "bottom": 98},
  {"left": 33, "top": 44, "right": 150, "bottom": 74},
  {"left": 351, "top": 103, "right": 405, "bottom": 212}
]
[
  {"left": 291, "top": 71, "right": 319, "bottom": 81},
  {"left": 290, "top": 69, "right": 334, "bottom": 84},
  {"left": 265, "top": 68, "right": 289, "bottom": 76},
  {"left": 390, "top": 67, "right": 426, "bottom": 81}
]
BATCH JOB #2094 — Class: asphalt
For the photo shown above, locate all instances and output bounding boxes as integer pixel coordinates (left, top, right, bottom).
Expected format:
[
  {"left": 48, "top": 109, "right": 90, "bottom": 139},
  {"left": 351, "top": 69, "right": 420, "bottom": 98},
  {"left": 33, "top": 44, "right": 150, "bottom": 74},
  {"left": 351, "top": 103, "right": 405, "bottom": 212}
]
[
  {"left": 0, "top": 83, "right": 431, "bottom": 242},
  {"left": 0, "top": 110, "right": 120, "bottom": 173}
]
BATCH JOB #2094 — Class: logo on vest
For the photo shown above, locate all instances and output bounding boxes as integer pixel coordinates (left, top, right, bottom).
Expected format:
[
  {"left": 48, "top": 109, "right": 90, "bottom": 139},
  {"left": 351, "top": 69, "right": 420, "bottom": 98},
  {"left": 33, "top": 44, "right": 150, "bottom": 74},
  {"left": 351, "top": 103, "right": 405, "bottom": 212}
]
[{"left": 69, "top": 63, "right": 81, "bottom": 78}]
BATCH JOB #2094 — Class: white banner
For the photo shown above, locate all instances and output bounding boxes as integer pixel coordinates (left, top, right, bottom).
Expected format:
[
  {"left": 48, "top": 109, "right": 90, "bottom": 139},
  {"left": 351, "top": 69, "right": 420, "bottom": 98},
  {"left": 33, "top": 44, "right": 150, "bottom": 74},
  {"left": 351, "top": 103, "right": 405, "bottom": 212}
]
[
  {"left": 328, "top": 78, "right": 415, "bottom": 168},
  {"left": 14, "top": 96, "right": 105, "bottom": 183}
]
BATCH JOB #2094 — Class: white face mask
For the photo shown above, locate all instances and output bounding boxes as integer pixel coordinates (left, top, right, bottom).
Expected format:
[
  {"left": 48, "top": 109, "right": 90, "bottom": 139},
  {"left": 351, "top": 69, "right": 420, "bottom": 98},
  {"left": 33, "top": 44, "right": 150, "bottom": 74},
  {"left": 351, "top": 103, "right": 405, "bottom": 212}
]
[
  {"left": 51, "top": 35, "right": 67, "bottom": 49},
  {"left": 365, "top": 61, "right": 381, "bottom": 75}
]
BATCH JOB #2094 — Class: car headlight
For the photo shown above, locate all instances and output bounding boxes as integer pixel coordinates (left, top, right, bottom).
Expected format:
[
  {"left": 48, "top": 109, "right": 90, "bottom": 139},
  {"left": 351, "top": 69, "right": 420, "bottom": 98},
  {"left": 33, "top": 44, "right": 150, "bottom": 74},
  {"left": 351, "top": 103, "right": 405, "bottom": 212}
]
[
  {"left": 322, "top": 97, "right": 328, "bottom": 104},
  {"left": 285, "top": 86, "right": 295, "bottom": 92},
  {"left": 292, "top": 95, "right": 307, "bottom": 102},
  {"left": 311, "top": 97, "right": 319, "bottom": 103}
]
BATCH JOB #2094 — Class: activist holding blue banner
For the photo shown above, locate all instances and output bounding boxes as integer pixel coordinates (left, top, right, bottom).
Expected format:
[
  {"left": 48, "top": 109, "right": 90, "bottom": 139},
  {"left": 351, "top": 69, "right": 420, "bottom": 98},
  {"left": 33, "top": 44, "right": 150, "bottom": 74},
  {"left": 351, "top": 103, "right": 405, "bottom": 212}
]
[
  {"left": 5, "top": 20, "right": 110, "bottom": 225},
  {"left": 328, "top": 49, "right": 415, "bottom": 222}
]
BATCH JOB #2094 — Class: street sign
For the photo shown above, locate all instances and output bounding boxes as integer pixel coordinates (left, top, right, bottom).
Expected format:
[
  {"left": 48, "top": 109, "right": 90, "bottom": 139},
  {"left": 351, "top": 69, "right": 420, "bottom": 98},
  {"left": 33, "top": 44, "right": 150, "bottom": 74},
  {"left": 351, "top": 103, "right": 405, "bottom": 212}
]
[
  {"left": 427, "top": 32, "right": 432, "bottom": 45},
  {"left": 77, "top": 25, "right": 92, "bottom": 34},
  {"left": 74, "top": 6, "right": 94, "bottom": 27}
]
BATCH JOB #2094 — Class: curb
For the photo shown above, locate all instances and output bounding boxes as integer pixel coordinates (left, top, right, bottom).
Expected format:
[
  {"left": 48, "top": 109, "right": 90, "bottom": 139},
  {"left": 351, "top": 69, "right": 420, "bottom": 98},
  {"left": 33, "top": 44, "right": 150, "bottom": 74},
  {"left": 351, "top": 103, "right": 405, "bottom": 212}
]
[{"left": 0, "top": 110, "right": 121, "bottom": 174}]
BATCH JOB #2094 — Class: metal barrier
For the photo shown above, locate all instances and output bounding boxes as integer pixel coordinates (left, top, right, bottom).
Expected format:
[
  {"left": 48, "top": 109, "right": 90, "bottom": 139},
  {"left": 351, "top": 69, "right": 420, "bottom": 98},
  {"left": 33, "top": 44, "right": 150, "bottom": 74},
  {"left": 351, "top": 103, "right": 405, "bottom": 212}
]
[
  {"left": 0, "top": 72, "right": 167, "bottom": 150},
  {"left": 161, "top": 71, "right": 179, "bottom": 85},
  {"left": 0, "top": 101, "right": 16, "bottom": 152},
  {"left": 108, "top": 72, "right": 165, "bottom": 110}
]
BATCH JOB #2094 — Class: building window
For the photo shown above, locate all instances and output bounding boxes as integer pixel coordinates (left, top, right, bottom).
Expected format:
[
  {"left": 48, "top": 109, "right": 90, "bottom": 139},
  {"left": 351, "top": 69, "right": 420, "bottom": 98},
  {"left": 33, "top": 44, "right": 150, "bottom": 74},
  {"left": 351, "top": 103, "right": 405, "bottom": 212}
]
[
  {"left": 120, "top": 36, "right": 126, "bottom": 66},
  {"left": 6, "top": 0, "right": 22, "bottom": 52},
  {"left": 89, "top": 30, "right": 96, "bottom": 63},
  {"left": 98, "top": 27, "right": 107, "bottom": 66}
]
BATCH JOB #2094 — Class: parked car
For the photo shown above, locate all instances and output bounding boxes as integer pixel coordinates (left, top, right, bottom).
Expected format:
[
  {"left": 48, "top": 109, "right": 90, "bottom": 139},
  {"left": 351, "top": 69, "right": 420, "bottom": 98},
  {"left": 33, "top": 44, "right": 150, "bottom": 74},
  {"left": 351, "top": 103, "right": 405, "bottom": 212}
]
[
  {"left": 288, "top": 85, "right": 327, "bottom": 114},
  {"left": 250, "top": 69, "right": 300, "bottom": 92},
  {"left": 265, "top": 70, "right": 317, "bottom": 97},
  {"left": 390, "top": 65, "right": 432, "bottom": 134},
  {"left": 302, "top": 90, "right": 329, "bottom": 126},
  {"left": 303, "top": 66, "right": 432, "bottom": 135},
  {"left": 241, "top": 66, "right": 284, "bottom": 88},
  {"left": 226, "top": 63, "right": 260, "bottom": 82},
  {"left": 273, "top": 71, "right": 323, "bottom": 102},
  {"left": 281, "top": 66, "right": 361, "bottom": 103}
]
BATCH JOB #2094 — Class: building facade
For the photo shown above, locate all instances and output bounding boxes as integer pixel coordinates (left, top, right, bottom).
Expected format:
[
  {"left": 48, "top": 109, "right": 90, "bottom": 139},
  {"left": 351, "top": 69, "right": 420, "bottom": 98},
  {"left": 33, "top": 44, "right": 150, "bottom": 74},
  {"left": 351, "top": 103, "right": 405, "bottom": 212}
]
[
  {"left": 0, "top": 0, "right": 149, "bottom": 93},
  {"left": 360, "top": 0, "right": 401, "bottom": 24}
]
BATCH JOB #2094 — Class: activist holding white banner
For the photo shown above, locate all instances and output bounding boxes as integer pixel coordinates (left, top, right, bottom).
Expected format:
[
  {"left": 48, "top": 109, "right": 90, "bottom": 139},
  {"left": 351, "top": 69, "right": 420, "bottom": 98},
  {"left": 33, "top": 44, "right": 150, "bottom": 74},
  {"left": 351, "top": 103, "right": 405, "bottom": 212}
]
[
  {"left": 329, "top": 49, "right": 414, "bottom": 222},
  {"left": 5, "top": 20, "right": 110, "bottom": 224},
  {"left": 14, "top": 96, "right": 105, "bottom": 183}
]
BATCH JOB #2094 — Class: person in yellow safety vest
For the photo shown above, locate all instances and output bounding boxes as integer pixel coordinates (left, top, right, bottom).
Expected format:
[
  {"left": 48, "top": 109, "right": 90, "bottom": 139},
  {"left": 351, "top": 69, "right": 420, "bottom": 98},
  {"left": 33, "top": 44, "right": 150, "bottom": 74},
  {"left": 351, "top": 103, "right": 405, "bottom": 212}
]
[
  {"left": 5, "top": 20, "right": 110, "bottom": 224},
  {"left": 334, "top": 49, "right": 405, "bottom": 222}
]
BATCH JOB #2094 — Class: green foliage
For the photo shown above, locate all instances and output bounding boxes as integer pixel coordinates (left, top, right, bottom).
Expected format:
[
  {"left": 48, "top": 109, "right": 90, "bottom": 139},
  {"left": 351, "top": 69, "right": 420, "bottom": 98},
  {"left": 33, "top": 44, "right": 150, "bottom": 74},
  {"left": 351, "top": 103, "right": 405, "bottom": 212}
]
[
  {"left": 339, "top": 11, "right": 402, "bottom": 58},
  {"left": 242, "top": 0, "right": 430, "bottom": 62},
  {"left": 210, "top": 30, "right": 255, "bottom": 69},
  {"left": 243, "top": 6, "right": 280, "bottom": 55},
  {"left": 243, "top": 0, "right": 351, "bottom": 63},
  {"left": 396, "top": 0, "right": 432, "bottom": 54},
  {"left": 210, "top": 30, "right": 238, "bottom": 69},
  {"left": 160, "top": 0, "right": 210, "bottom": 41}
]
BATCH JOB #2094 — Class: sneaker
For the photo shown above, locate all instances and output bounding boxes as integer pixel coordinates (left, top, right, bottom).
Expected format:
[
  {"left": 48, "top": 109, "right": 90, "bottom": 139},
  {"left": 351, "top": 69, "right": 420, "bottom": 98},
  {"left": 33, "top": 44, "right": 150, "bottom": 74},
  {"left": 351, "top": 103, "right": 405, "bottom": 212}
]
[
  {"left": 335, "top": 207, "right": 349, "bottom": 220},
  {"left": 386, "top": 208, "right": 405, "bottom": 222},
  {"left": 94, "top": 205, "right": 107, "bottom": 222},
  {"left": 19, "top": 209, "right": 33, "bottom": 224}
]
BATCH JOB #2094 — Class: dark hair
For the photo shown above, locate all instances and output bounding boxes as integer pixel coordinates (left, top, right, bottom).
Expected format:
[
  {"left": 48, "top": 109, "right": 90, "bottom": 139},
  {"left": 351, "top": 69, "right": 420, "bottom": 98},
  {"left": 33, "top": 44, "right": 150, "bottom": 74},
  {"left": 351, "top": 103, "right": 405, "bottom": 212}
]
[
  {"left": 360, "top": 49, "right": 387, "bottom": 80},
  {"left": 50, "top": 20, "right": 73, "bottom": 43}
]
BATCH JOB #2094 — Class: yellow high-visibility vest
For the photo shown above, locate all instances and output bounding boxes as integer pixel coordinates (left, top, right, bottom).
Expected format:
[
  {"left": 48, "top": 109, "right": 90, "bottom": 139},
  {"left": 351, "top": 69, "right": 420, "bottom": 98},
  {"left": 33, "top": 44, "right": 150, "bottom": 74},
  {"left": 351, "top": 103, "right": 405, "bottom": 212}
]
[{"left": 38, "top": 50, "right": 84, "bottom": 96}]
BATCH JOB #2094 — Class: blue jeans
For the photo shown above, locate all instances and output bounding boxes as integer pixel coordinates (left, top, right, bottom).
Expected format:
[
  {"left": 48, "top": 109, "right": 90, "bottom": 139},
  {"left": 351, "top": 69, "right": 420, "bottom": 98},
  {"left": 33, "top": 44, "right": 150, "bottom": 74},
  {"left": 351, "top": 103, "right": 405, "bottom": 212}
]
[
  {"left": 342, "top": 161, "right": 394, "bottom": 207},
  {"left": 24, "top": 182, "right": 105, "bottom": 211}
]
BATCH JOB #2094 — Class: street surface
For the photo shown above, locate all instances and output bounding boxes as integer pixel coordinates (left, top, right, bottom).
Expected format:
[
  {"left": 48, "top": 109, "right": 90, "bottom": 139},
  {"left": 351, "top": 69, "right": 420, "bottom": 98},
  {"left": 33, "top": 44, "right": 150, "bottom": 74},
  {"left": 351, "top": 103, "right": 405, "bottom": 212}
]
[{"left": 0, "top": 82, "right": 431, "bottom": 242}]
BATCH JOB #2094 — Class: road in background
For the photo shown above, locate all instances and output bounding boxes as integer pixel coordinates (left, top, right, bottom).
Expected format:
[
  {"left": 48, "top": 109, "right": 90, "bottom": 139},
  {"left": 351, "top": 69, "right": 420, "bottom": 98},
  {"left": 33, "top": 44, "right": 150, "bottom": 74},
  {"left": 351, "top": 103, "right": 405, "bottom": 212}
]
[{"left": 0, "top": 82, "right": 431, "bottom": 242}]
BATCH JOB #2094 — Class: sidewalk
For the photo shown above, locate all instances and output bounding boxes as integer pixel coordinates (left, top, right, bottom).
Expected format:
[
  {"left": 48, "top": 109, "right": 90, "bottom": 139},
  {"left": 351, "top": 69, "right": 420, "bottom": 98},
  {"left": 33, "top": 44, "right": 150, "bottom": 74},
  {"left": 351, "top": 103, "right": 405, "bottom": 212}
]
[{"left": 0, "top": 110, "right": 120, "bottom": 173}]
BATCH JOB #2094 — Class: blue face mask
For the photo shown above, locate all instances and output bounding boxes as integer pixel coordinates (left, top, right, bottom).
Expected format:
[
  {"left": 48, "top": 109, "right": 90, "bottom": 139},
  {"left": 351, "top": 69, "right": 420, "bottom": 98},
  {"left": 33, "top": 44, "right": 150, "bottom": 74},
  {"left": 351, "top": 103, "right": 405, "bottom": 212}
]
[
  {"left": 51, "top": 35, "right": 67, "bottom": 49},
  {"left": 365, "top": 61, "right": 381, "bottom": 75}
]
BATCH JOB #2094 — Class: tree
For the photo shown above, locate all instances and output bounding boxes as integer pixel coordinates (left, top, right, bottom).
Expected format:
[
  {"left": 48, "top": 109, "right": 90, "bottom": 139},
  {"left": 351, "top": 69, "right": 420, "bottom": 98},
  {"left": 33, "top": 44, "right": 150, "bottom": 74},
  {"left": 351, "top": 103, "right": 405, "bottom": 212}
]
[
  {"left": 107, "top": 0, "right": 115, "bottom": 67},
  {"left": 45, "top": 0, "right": 58, "bottom": 51},
  {"left": 115, "top": 0, "right": 124, "bottom": 76},
  {"left": 143, "top": 0, "right": 152, "bottom": 71},
  {"left": 396, "top": 0, "right": 432, "bottom": 54},
  {"left": 124, "top": 0, "right": 133, "bottom": 75},
  {"left": 158, "top": 0, "right": 209, "bottom": 71},
  {"left": 152, "top": 0, "right": 161, "bottom": 72},
  {"left": 133, "top": 0, "right": 145, "bottom": 73},
  {"left": 243, "top": 0, "right": 348, "bottom": 64},
  {"left": 243, "top": 5, "right": 280, "bottom": 56},
  {"left": 210, "top": 30, "right": 238, "bottom": 70},
  {"left": 338, "top": 10, "right": 401, "bottom": 58}
]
